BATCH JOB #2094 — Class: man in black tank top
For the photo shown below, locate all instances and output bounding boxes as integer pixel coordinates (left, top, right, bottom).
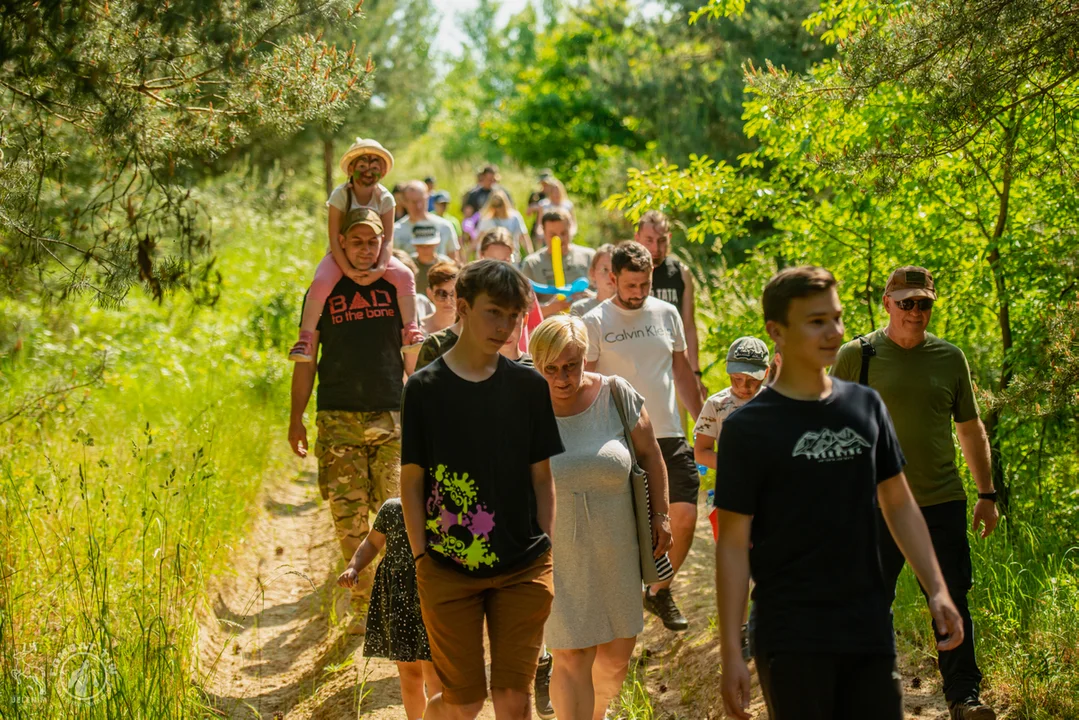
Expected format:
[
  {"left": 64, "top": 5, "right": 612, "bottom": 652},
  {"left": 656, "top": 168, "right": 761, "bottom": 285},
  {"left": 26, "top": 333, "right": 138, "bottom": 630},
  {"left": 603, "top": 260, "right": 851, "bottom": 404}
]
[{"left": 635, "top": 210, "right": 707, "bottom": 404}]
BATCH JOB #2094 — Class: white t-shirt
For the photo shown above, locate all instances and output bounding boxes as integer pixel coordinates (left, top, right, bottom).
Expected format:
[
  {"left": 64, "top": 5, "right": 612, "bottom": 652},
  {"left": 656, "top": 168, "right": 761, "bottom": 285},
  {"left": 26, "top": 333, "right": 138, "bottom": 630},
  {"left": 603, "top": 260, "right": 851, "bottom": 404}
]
[
  {"left": 582, "top": 297, "right": 688, "bottom": 439},
  {"left": 478, "top": 213, "right": 529, "bottom": 256},
  {"left": 693, "top": 387, "right": 757, "bottom": 445},
  {"left": 395, "top": 215, "right": 460, "bottom": 258},
  {"left": 326, "top": 182, "right": 395, "bottom": 216}
]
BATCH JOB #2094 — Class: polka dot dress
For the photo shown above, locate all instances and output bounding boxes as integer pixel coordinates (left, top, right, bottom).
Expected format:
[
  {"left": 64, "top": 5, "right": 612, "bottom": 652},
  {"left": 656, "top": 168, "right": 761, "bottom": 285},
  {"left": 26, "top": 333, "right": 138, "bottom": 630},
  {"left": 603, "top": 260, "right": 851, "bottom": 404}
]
[{"left": 363, "top": 499, "right": 432, "bottom": 662}]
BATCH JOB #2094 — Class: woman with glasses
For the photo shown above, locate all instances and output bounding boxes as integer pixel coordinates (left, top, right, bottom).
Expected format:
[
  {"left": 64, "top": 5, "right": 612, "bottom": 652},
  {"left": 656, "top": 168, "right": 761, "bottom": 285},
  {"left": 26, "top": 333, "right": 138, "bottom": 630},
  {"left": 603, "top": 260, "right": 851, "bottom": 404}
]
[{"left": 421, "top": 262, "right": 460, "bottom": 336}]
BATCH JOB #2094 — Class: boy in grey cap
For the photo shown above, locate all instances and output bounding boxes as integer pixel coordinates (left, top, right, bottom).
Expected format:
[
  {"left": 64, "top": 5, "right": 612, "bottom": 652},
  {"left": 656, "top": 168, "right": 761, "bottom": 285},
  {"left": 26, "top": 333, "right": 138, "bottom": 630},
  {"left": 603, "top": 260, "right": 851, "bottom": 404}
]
[{"left": 694, "top": 336, "right": 770, "bottom": 470}]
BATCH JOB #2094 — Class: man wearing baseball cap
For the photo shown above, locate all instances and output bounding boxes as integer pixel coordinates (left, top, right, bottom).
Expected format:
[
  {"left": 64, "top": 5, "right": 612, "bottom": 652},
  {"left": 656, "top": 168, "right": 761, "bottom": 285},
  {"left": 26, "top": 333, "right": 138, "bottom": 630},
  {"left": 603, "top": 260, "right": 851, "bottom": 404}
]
[
  {"left": 288, "top": 206, "right": 407, "bottom": 634},
  {"left": 833, "top": 266, "right": 998, "bottom": 720},
  {"left": 430, "top": 190, "right": 463, "bottom": 239}
]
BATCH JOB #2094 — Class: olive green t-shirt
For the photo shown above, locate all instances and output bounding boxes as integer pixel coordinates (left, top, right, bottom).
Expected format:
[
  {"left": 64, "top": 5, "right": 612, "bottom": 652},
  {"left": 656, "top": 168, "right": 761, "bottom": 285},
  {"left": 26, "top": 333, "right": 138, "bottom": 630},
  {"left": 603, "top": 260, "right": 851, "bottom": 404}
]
[
  {"left": 832, "top": 328, "right": 979, "bottom": 507},
  {"left": 415, "top": 327, "right": 458, "bottom": 372}
]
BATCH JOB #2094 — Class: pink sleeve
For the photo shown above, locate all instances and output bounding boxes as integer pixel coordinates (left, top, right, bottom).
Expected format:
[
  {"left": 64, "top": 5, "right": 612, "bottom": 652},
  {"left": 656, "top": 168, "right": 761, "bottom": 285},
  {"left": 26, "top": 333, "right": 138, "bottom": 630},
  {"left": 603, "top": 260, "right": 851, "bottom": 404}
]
[{"left": 383, "top": 256, "right": 417, "bottom": 297}]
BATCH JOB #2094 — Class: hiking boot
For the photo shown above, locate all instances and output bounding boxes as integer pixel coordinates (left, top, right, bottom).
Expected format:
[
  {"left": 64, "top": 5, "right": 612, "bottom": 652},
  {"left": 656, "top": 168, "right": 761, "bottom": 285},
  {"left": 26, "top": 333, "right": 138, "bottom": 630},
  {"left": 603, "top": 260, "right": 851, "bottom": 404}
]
[
  {"left": 949, "top": 696, "right": 996, "bottom": 720},
  {"left": 740, "top": 623, "right": 751, "bottom": 661},
  {"left": 644, "top": 588, "right": 689, "bottom": 631},
  {"left": 288, "top": 330, "right": 315, "bottom": 363},
  {"left": 534, "top": 653, "right": 555, "bottom": 719}
]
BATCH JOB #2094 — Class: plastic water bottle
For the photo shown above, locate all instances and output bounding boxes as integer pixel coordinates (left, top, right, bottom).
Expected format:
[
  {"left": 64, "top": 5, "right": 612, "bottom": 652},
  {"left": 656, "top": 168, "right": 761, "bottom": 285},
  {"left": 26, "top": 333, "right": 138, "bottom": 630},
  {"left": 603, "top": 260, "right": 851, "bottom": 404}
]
[{"left": 698, "top": 463, "right": 709, "bottom": 476}]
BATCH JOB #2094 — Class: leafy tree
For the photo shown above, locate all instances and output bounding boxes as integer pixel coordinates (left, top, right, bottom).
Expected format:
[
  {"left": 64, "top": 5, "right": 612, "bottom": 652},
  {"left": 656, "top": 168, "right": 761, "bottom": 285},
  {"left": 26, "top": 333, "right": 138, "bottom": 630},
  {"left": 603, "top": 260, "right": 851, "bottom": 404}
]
[
  {"left": 609, "top": 0, "right": 1079, "bottom": 506},
  {"left": 0, "top": 0, "right": 372, "bottom": 303},
  {"left": 484, "top": 0, "right": 829, "bottom": 198}
]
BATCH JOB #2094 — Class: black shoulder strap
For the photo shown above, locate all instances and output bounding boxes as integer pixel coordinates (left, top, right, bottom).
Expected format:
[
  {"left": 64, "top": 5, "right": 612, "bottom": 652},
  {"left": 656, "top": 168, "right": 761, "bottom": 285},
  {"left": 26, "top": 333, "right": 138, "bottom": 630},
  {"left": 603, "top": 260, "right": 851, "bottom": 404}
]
[{"left": 857, "top": 335, "right": 876, "bottom": 386}]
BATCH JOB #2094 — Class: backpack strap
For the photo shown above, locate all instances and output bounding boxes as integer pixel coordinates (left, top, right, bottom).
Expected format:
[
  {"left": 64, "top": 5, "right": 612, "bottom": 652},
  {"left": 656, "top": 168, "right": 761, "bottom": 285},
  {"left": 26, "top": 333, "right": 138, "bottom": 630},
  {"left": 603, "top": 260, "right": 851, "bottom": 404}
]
[{"left": 857, "top": 335, "right": 876, "bottom": 386}]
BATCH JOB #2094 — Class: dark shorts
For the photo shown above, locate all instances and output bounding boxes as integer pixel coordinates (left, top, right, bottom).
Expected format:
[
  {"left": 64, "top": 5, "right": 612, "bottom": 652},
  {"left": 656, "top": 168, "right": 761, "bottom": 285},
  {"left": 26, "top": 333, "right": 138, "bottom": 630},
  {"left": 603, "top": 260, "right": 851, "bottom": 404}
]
[
  {"left": 756, "top": 652, "right": 902, "bottom": 720},
  {"left": 658, "top": 436, "right": 700, "bottom": 505}
]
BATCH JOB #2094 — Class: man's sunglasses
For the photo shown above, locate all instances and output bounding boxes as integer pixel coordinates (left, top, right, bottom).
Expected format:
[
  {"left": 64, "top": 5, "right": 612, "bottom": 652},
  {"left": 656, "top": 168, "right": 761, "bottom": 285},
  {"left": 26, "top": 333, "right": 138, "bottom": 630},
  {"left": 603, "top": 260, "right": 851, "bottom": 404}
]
[
  {"left": 432, "top": 289, "right": 456, "bottom": 301},
  {"left": 895, "top": 298, "right": 934, "bottom": 311}
]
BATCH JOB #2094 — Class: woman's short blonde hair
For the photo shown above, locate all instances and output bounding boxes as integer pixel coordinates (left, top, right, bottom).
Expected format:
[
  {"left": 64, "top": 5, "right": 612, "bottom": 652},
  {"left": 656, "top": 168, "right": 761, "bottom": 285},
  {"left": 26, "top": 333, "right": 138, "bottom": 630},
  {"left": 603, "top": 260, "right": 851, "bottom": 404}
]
[{"left": 529, "top": 315, "right": 589, "bottom": 371}]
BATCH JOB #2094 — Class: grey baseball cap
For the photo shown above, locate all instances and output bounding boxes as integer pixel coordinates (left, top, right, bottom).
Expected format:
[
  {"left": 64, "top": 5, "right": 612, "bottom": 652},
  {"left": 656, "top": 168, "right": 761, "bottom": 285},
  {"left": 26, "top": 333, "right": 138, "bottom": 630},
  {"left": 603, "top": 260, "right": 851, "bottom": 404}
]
[{"left": 726, "top": 336, "right": 770, "bottom": 380}]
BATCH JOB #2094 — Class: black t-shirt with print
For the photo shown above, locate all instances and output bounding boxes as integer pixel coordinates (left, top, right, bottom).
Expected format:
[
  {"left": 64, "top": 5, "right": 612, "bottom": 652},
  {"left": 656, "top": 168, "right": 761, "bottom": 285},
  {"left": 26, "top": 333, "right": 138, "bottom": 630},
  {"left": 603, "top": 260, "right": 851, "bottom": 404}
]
[
  {"left": 714, "top": 379, "right": 905, "bottom": 655},
  {"left": 313, "top": 276, "right": 403, "bottom": 413},
  {"left": 401, "top": 355, "right": 564, "bottom": 577}
]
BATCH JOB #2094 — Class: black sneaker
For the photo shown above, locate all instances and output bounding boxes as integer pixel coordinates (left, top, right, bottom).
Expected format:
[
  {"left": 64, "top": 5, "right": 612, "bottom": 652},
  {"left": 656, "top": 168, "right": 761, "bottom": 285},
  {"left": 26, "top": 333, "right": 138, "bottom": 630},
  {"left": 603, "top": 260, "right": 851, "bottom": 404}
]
[
  {"left": 949, "top": 696, "right": 996, "bottom": 720},
  {"left": 740, "top": 623, "right": 751, "bottom": 661},
  {"left": 644, "top": 588, "right": 689, "bottom": 631},
  {"left": 534, "top": 653, "right": 555, "bottom": 719}
]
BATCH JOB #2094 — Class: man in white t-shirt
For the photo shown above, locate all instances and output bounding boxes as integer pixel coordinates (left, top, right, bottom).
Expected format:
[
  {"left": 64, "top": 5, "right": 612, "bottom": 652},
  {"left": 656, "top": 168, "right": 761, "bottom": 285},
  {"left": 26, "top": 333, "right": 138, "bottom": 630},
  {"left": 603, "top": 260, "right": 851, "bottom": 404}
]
[
  {"left": 582, "top": 240, "right": 704, "bottom": 633},
  {"left": 394, "top": 180, "right": 462, "bottom": 262}
]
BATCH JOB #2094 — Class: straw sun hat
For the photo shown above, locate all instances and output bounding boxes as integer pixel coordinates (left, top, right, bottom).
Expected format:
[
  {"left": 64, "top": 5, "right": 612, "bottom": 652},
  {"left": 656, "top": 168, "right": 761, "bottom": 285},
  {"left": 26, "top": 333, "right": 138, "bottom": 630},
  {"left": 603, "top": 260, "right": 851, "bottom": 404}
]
[{"left": 338, "top": 138, "right": 395, "bottom": 176}]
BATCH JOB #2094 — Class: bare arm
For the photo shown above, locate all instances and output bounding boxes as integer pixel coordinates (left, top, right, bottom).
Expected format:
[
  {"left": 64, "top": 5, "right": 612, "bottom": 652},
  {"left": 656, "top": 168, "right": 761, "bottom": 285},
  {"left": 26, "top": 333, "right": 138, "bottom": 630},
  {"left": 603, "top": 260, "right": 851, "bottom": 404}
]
[
  {"left": 531, "top": 458, "right": 556, "bottom": 537},
  {"left": 680, "top": 266, "right": 701, "bottom": 373},
  {"left": 400, "top": 463, "right": 428, "bottom": 559},
  {"left": 540, "top": 296, "right": 572, "bottom": 316},
  {"left": 630, "top": 406, "right": 673, "bottom": 557},
  {"left": 347, "top": 529, "right": 386, "bottom": 573},
  {"left": 672, "top": 350, "right": 704, "bottom": 419},
  {"left": 956, "top": 417, "right": 999, "bottom": 538},
  {"left": 877, "top": 473, "right": 965, "bottom": 651},
  {"left": 288, "top": 333, "right": 319, "bottom": 457},
  {"left": 715, "top": 510, "right": 753, "bottom": 720},
  {"left": 694, "top": 432, "right": 718, "bottom": 470},
  {"left": 375, "top": 208, "right": 396, "bottom": 271},
  {"left": 327, "top": 205, "right": 351, "bottom": 276}
]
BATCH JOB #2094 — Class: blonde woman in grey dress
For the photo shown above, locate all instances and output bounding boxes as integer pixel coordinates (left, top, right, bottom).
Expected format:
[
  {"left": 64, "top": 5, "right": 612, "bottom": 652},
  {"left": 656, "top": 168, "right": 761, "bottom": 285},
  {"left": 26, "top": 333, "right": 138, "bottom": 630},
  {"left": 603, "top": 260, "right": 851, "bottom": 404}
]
[{"left": 530, "top": 315, "right": 673, "bottom": 720}]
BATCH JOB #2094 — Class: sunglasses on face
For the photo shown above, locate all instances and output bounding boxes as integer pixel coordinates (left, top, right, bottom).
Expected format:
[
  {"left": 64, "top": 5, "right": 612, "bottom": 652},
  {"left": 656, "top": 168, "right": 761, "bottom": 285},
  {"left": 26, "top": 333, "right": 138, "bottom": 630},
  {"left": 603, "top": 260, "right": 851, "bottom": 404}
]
[
  {"left": 895, "top": 298, "right": 934, "bottom": 311},
  {"left": 432, "top": 289, "right": 456, "bottom": 301}
]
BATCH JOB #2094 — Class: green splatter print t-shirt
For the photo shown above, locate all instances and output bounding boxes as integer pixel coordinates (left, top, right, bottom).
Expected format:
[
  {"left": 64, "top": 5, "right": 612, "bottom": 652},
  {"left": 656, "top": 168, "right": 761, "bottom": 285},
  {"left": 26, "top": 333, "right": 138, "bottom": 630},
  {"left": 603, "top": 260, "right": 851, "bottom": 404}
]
[{"left": 401, "top": 355, "right": 564, "bottom": 577}]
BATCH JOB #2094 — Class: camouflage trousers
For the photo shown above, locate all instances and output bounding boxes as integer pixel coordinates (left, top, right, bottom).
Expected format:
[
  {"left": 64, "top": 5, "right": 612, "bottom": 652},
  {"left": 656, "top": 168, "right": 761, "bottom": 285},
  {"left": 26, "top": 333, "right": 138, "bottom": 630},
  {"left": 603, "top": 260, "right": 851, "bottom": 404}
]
[{"left": 316, "top": 410, "right": 401, "bottom": 608}]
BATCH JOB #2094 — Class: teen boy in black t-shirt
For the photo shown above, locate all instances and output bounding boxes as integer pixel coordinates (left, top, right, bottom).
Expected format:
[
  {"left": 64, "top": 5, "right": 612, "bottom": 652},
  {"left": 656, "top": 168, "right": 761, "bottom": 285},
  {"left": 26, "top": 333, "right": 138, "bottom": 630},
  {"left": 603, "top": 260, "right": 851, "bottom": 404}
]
[
  {"left": 401, "top": 260, "right": 564, "bottom": 720},
  {"left": 713, "top": 266, "right": 965, "bottom": 720}
]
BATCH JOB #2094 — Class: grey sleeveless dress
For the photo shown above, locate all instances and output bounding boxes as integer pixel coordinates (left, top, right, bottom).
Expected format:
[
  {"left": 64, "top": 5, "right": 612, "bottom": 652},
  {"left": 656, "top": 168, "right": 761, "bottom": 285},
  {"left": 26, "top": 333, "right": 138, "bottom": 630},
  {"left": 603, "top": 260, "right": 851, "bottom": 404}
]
[{"left": 546, "top": 376, "right": 645, "bottom": 650}]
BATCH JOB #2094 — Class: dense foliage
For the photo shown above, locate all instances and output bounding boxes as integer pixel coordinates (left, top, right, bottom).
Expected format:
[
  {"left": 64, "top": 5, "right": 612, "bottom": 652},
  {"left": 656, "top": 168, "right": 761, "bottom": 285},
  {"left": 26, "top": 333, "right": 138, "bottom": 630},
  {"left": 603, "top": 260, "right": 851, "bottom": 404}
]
[{"left": 0, "top": 0, "right": 371, "bottom": 303}]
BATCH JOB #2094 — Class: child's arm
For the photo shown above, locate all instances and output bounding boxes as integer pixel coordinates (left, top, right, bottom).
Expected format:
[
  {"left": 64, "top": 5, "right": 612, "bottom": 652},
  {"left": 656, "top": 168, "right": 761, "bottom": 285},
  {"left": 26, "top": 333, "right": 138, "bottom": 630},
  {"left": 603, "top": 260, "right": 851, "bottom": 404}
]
[
  {"left": 694, "top": 432, "right": 718, "bottom": 470},
  {"left": 373, "top": 207, "right": 396, "bottom": 273},
  {"left": 336, "top": 529, "right": 387, "bottom": 588},
  {"left": 327, "top": 205, "right": 355, "bottom": 280}
]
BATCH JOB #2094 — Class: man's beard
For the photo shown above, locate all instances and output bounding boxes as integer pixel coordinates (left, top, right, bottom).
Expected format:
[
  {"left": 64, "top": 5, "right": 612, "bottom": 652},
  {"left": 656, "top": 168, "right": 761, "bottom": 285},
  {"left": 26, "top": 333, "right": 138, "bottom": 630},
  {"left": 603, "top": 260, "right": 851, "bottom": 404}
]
[{"left": 619, "top": 294, "right": 645, "bottom": 310}]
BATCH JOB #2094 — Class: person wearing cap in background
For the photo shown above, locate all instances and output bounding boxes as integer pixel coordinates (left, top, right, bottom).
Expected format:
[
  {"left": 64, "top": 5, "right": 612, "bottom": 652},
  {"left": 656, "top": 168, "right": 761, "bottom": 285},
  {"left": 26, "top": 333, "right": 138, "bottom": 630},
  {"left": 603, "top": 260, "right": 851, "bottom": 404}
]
[
  {"left": 424, "top": 176, "right": 437, "bottom": 211},
  {"left": 395, "top": 180, "right": 463, "bottom": 264},
  {"left": 694, "top": 337, "right": 770, "bottom": 661},
  {"left": 461, "top": 164, "right": 513, "bottom": 219},
  {"left": 287, "top": 207, "right": 408, "bottom": 635},
  {"left": 832, "top": 266, "right": 998, "bottom": 720},
  {"left": 410, "top": 228, "right": 452, "bottom": 297},
  {"left": 430, "top": 190, "right": 463, "bottom": 239}
]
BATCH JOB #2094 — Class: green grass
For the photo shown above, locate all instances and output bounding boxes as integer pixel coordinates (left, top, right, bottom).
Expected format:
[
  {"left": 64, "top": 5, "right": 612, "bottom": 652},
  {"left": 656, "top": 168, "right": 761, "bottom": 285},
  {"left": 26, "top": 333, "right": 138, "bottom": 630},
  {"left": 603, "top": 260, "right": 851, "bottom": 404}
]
[
  {"left": 894, "top": 512, "right": 1079, "bottom": 719},
  {"left": 0, "top": 192, "right": 320, "bottom": 717}
]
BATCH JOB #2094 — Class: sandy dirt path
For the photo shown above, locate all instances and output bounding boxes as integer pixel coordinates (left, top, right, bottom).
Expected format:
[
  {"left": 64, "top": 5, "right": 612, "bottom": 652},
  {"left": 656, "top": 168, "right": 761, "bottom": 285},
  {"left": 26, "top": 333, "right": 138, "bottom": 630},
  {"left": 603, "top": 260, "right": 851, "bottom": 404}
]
[
  {"left": 197, "top": 465, "right": 954, "bottom": 719},
  {"left": 197, "top": 465, "right": 496, "bottom": 719}
]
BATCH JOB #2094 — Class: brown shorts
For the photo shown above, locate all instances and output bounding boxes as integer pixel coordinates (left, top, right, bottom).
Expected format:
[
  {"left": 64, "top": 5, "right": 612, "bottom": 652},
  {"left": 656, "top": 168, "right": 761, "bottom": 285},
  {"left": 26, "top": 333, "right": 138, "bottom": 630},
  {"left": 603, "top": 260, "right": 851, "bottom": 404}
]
[{"left": 416, "top": 550, "right": 554, "bottom": 705}]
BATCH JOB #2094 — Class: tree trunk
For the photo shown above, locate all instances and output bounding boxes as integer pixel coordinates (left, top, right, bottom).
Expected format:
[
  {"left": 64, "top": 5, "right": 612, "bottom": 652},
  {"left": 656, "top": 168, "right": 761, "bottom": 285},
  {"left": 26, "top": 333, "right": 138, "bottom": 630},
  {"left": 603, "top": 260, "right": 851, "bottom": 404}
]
[
  {"left": 982, "top": 119, "right": 1017, "bottom": 510},
  {"left": 322, "top": 135, "right": 335, "bottom": 200}
]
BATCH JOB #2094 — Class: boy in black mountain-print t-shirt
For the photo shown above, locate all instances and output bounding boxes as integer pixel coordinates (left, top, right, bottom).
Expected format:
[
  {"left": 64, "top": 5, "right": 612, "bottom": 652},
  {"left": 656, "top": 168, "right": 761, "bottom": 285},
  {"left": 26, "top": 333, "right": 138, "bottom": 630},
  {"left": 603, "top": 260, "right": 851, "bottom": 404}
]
[
  {"left": 712, "top": 266, "right": 965, "bottom": 720},
  {"left": 399, "top": 260, "right": 563, "bottom": 717}
]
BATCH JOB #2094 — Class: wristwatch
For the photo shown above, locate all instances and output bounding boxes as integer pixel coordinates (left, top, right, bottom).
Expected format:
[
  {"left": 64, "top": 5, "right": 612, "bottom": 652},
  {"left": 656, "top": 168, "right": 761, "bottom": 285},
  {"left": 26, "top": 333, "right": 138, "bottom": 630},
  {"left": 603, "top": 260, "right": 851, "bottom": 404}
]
[{"left": 978, "top": 491, "right": 998, "bottom": 502}]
